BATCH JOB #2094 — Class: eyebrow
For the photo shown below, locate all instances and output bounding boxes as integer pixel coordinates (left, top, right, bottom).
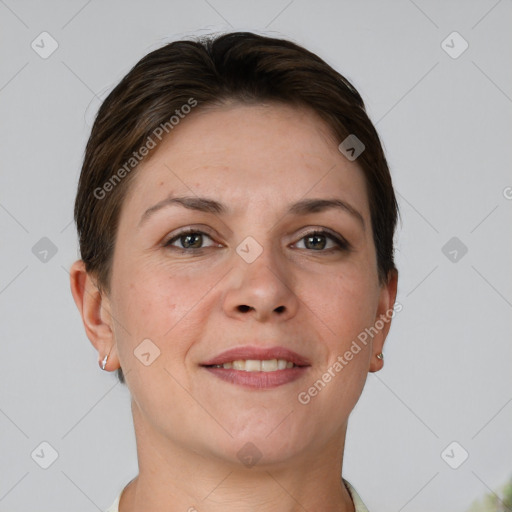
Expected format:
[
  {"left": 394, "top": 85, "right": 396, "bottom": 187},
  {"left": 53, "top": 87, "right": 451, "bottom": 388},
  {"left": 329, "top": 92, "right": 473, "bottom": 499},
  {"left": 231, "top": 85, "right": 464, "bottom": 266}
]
[
  {"left": 139, "top": 196, "right": 226, "bottom": 227},
  {"left": 288, "top": 198, "right": 365, "bottom": 229},
  {"left": 138, "top": 195, "right": 365, "bottom": 229}
]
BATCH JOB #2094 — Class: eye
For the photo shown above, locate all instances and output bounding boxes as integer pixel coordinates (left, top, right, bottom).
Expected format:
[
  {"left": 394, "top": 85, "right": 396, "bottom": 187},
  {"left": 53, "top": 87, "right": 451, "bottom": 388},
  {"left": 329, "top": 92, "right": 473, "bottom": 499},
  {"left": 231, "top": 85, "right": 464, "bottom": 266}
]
[
  {"left": 294, "top": 230, "right": 350, "bottom": 251},
  {"left": 164, "top": 229, "right": 219, "bottom": 250}
]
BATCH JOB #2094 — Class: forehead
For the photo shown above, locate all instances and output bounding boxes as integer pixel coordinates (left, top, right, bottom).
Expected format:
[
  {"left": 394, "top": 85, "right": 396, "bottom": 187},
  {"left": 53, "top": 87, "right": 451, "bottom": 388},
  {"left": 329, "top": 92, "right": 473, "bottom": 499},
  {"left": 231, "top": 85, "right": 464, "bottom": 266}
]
[{"left": 121, "top": 102, "right": 370, "bottom": 221}]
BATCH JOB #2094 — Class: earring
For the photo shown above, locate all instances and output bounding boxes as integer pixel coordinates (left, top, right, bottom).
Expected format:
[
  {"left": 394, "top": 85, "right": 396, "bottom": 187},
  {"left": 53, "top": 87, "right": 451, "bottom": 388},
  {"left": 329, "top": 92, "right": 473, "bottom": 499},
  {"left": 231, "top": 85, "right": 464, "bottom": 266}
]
[
  {"left": 376, "top": 352, "right": 384, "bottom": 360},
  {"left": 100, "top": 348, "right": 112, "bottom": 370}
]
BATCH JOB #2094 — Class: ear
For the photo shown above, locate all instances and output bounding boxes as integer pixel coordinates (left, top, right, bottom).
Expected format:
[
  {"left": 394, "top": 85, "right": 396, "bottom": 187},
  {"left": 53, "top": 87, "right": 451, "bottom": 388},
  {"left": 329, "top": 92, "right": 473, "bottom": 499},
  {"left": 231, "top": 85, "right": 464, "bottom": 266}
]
[
  {"left": 369, "top": 269, "right": 398, "bottom": 372},
  {"left": 69, "top": 260, "right": 119, "bottom": 371}
]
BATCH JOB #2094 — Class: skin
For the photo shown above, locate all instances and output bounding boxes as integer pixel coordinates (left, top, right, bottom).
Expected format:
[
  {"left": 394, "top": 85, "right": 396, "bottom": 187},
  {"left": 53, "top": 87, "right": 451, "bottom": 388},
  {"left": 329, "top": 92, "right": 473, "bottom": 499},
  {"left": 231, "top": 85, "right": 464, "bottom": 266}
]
[{"left": 70, "top": 102, "right": 398, "bottom": 512}]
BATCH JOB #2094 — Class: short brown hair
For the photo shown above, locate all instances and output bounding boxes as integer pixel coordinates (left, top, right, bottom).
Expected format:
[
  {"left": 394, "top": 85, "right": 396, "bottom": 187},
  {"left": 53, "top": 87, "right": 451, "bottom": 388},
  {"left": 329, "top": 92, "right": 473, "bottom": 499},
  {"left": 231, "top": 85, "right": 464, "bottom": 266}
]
[{"left": 74, "top": 31, "right": 399, "bottom": 385}]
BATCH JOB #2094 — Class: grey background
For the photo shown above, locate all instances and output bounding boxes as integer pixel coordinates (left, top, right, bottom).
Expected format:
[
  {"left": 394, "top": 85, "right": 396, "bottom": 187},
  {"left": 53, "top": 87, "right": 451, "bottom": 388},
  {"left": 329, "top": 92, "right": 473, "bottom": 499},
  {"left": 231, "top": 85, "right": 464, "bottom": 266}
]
[{"left": 1, "top": 1, "right": 511, "bottom": 511}]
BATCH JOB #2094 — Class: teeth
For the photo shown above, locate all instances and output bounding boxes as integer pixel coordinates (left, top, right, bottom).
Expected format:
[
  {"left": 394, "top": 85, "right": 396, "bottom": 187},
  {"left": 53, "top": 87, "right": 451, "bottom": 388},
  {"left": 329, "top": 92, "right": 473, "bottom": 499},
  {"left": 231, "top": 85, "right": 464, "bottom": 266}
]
[
  {"left": 214, "top": 359, "right": 296, "bottom": 372},
  {"left": 261, "top": 359, "right": 278, "bottom": 372},
  {"left": 245, "top": 359, "right": 261, "bottom": 372},
  {"left": 232, "top": 360, "right": 245, "bottom": 370},
  {"left": 277, "top": 359, "right": 287, "bottom": 370}
]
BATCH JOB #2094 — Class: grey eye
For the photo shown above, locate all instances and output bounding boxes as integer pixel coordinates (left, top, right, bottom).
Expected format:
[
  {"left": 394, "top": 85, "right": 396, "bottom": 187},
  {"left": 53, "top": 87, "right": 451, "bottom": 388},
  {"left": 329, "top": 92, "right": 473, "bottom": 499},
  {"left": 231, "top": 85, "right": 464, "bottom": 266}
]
[
  {"left": 166, "top": 231, "right": 216, "bottom": 250},
  {"left": 295, "top": 231, "right": 347, "bottom": 251}
]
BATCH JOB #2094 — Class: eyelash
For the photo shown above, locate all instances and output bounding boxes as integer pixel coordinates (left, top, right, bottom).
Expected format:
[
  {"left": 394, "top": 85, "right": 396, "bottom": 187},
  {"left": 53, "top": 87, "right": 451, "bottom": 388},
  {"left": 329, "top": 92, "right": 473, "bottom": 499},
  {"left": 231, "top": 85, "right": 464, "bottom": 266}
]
[
  {"left": 163, "top": 228, "right": 350, "bottom": 253},
  {"left": 164, "top": 228, "right": 220, "bottom": 252},
  {"left": 294, "top": 230, "right": 350, "bottom": 252}
]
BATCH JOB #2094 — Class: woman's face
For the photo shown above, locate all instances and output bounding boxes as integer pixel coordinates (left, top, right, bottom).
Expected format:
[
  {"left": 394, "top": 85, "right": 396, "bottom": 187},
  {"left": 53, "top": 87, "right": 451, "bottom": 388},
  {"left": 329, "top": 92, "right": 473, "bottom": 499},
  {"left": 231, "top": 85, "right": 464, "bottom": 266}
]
[{"left": 104, "top": 102, "right": 397, "bottom": 466}]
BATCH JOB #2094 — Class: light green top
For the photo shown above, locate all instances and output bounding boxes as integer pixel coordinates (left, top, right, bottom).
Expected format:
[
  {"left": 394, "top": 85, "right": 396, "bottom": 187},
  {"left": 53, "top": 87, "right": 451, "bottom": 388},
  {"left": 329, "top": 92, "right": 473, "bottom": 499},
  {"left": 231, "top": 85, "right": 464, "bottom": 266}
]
[{"left": 105, "top": 478, "right": 369, "bottom": 511}]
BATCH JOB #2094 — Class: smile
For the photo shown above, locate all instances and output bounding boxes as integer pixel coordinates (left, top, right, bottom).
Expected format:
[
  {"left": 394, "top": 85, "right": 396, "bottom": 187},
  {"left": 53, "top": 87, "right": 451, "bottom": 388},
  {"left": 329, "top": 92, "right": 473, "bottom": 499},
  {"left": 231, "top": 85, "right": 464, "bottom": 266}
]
[
  {"left": 208, "top": 359, "right": 295, "bottom": 372},
  {"left": 200, "top": 346, "right": 311, "bottom": 389}
]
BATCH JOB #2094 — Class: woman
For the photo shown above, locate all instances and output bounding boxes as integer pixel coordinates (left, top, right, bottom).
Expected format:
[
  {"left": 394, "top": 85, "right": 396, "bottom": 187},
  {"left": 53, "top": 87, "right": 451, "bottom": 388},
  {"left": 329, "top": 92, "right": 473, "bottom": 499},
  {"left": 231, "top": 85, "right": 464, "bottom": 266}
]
[{"left": 70, "top": 31, "right": 399, "bottom": 512}]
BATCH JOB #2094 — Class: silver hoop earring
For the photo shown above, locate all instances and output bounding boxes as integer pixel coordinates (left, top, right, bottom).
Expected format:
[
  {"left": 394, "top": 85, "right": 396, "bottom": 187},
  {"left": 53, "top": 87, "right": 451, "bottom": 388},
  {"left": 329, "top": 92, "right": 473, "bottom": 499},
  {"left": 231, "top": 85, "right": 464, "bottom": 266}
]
[{"left": 376, "top": 352, "right": 384, "bottom": 360}]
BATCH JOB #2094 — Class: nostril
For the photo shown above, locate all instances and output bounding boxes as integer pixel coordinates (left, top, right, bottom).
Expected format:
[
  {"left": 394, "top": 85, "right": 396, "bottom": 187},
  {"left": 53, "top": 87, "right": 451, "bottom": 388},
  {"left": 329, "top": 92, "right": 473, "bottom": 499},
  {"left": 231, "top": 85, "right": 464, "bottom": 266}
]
[{"left": 236, "top": 305, "right": 286, "bottom": 314}]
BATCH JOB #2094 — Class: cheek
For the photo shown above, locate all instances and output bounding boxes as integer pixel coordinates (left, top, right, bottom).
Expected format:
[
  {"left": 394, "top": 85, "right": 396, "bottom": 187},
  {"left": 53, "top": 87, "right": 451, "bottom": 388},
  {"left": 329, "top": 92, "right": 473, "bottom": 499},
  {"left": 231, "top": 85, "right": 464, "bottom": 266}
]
[
  {"left": 303, "top": 266, "right": 377, "bottom": 341},
  {"left": 112, "top": 278, "right": 172, "bottom": 337},
  {"left": 110, "top": 261, "right": 219, "bottom": 369},
  {"left": 113, "top": 259, "right": 200, "bottom": 331},
  {"left": 295, "top": 272, "right": 376, "bottom": 425}
]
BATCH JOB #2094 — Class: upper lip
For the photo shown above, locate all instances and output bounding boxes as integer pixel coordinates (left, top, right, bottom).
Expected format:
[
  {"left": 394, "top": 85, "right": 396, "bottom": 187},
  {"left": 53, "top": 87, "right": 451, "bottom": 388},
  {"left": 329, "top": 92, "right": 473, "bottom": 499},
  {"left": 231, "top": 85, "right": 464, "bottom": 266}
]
[{"left": 201, "top": 346, "right": 311, "bottom": 367}]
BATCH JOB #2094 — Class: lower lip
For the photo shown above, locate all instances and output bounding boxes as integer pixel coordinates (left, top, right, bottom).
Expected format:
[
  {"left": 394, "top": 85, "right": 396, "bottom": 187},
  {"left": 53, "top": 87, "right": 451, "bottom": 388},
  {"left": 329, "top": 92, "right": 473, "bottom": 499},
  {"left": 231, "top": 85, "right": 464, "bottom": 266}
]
[{"left": 203, "top": 366, "right": 309, "bottom": 389}]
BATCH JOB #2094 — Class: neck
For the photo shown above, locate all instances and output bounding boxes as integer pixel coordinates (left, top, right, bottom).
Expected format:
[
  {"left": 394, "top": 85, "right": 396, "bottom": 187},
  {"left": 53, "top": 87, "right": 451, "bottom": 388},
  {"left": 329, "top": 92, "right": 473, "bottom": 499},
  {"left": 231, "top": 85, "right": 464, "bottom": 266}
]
[{"left": 119, "top": 401, "right": 355, "bottom": 512}]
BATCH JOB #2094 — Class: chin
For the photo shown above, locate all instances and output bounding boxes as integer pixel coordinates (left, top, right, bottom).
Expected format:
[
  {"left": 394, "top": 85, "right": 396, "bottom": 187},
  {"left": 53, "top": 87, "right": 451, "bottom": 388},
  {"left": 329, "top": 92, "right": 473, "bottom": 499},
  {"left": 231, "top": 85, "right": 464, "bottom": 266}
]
[{"left": 212, "top": 429, "right": 310, "bottom": 468}]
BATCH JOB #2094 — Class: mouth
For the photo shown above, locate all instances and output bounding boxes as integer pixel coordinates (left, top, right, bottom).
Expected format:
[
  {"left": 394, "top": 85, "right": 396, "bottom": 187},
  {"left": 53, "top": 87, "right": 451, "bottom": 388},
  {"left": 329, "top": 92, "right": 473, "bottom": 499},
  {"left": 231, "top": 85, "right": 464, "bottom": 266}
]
[
  {"left": 206, "top": 359, "right": 297, "bottom": 371},
  {"left": 200, "top": 346, "right": 311, "bottom": 389}
]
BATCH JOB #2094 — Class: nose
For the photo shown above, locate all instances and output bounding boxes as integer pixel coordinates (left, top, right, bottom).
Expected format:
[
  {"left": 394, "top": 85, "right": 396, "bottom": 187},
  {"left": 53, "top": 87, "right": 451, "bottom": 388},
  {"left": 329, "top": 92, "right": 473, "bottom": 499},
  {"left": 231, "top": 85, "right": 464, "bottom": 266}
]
[{"left": 222, "top": 245, "right": 299, "bottom": 323}]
